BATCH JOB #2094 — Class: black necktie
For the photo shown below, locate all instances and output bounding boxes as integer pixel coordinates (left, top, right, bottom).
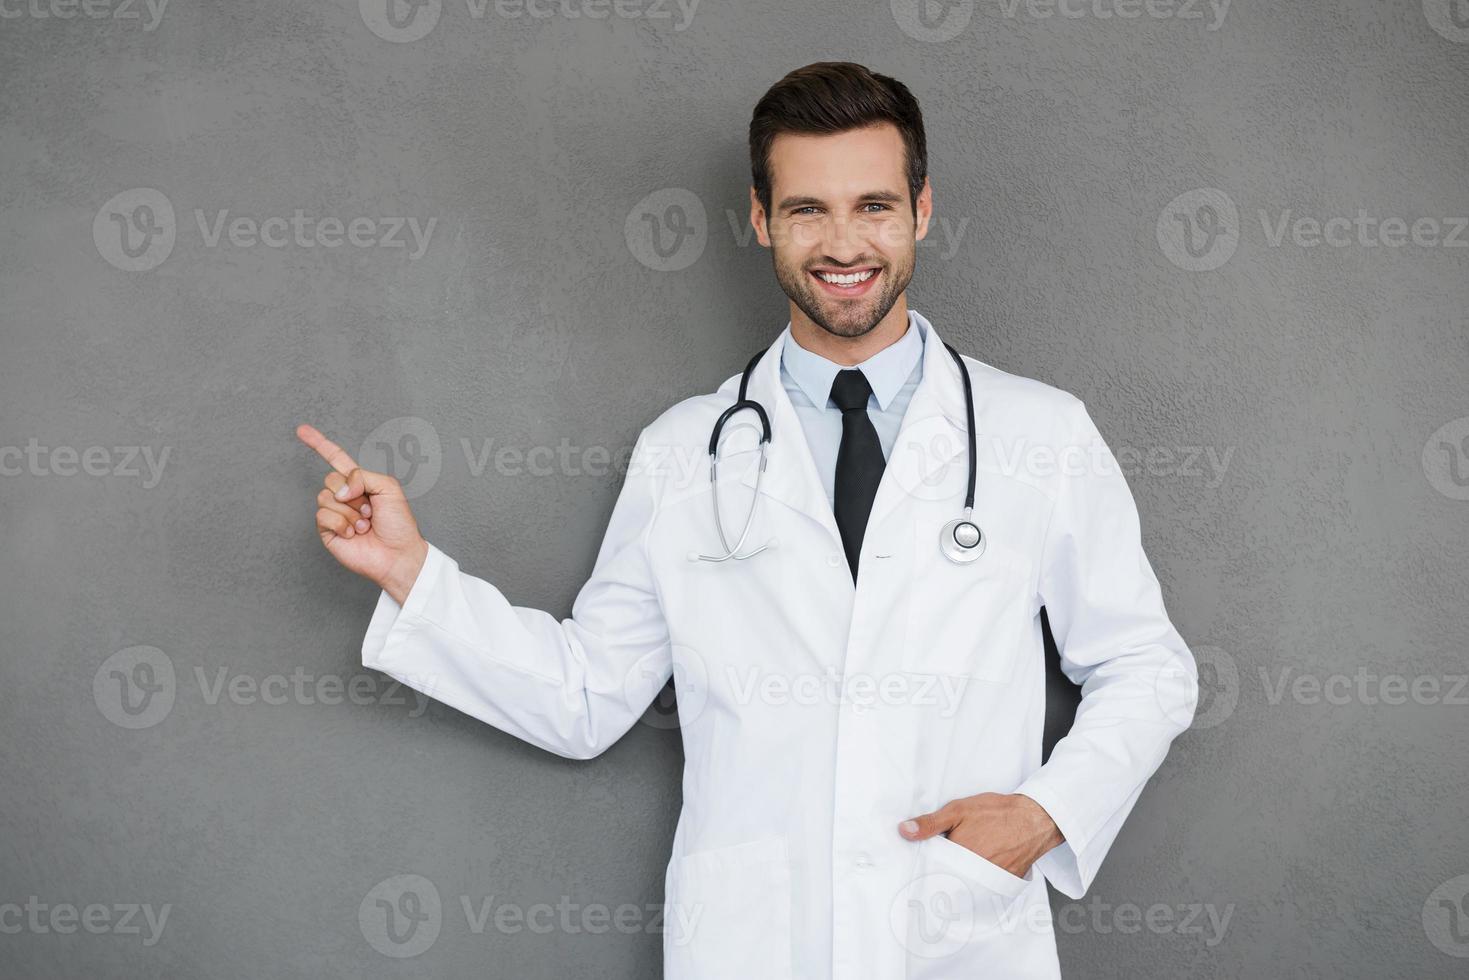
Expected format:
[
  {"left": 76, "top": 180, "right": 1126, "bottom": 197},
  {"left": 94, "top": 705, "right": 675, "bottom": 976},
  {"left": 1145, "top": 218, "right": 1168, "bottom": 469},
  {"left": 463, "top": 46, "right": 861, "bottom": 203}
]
[{"left": 830, "top": 369, "right": 885, "bottom": 581}]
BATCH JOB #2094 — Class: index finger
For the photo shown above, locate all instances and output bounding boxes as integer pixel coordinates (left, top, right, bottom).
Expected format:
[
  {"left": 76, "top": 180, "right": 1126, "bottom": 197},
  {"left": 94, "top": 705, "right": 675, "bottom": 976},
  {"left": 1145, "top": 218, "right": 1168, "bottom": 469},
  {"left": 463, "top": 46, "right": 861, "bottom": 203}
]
[{"left": 295, "top": 423, "right": 359, "bottom": 476}]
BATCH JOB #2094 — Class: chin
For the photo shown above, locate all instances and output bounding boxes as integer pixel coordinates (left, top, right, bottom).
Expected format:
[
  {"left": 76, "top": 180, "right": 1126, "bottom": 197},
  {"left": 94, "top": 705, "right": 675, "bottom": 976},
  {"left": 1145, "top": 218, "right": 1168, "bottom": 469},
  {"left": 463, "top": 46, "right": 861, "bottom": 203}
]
[
  {"left": 813, "top": 297, "right": 892, "bottom": 338},
  {"left": 822, "top": 316, "right": 877, "bottom": 339}
]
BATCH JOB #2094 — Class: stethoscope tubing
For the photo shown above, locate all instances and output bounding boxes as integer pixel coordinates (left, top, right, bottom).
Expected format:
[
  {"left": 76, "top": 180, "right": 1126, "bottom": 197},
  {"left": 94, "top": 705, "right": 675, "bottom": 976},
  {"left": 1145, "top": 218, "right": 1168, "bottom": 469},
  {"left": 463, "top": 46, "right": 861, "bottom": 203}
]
[{"left": 699, "top": 336, "right": 981, "bottom": 563}]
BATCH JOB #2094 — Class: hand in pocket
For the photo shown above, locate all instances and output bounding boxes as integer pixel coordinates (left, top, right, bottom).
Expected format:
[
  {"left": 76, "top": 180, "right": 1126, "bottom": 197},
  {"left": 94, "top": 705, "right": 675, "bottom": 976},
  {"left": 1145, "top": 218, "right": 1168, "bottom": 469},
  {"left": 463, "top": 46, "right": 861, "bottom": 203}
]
[{"left": 898, "top": 792, "right": 1064, "bottom": 879}]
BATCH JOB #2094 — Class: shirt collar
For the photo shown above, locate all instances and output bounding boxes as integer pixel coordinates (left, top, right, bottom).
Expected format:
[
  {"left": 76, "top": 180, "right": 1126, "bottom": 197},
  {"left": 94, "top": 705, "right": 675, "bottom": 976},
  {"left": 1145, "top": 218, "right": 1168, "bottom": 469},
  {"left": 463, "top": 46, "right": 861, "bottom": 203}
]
[{"left": 780, "top": 308, "right": 926, "bottom": 412}]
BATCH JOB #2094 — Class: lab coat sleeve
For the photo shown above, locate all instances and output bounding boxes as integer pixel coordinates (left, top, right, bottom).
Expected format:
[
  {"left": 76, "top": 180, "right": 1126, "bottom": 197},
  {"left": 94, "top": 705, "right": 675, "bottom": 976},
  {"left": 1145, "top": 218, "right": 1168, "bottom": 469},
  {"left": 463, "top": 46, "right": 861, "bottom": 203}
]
[
  {"left": 1014, "top": 398, "right": 1199, "bottom": 899},
  {"left": 359, "top": 428, "right": 672, "bottom": 760}
]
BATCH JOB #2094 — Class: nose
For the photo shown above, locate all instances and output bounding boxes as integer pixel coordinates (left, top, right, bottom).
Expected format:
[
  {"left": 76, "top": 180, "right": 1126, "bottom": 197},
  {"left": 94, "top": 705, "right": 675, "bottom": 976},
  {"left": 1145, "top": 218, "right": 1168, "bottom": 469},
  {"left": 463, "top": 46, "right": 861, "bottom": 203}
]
[{"left": 821, "top": 210, "right": 868, "bottom": 255}]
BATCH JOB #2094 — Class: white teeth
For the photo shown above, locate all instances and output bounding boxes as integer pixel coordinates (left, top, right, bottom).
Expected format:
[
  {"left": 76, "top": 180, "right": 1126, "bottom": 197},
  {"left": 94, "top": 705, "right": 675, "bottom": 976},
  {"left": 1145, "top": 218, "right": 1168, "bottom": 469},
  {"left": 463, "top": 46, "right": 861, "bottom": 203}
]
[{"left": 816, "top": 269, "right": 876, "bottom": 285}]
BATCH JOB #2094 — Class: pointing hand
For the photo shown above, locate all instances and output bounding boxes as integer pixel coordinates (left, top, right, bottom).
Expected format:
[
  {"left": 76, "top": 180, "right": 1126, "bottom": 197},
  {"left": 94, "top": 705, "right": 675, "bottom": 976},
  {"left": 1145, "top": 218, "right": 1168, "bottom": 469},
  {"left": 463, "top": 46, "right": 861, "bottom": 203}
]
[{"left": 296, "top": 423, "right": 429, "bottom": 604}]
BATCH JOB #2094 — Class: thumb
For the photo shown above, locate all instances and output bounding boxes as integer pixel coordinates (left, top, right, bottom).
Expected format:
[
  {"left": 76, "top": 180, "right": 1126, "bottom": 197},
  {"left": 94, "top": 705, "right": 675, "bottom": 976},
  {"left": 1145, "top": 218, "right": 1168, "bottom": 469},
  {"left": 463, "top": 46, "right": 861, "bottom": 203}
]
[
  {"left": 899, "top": 802, "right": 960, "bottom": 841},
  {"left": 333, "top": 466, "right": 400, "bottom": 502}
]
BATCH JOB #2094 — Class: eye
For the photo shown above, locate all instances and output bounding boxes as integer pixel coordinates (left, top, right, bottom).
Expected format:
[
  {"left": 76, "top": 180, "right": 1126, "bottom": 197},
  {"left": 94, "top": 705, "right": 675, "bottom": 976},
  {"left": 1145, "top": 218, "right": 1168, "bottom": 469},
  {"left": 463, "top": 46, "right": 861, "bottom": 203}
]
[
  {"left": 860, "top": 203, "right": 892, "bottom": 213},
  {"left": 792, "top": 206, "right": 822, "bottom": 216}
]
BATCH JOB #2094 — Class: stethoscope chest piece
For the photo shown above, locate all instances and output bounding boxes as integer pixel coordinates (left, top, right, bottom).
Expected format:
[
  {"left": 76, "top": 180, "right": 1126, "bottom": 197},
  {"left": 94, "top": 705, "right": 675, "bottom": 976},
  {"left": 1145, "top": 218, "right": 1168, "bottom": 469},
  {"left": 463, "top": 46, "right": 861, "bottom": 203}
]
[{"left": 940, "top": 517, "right": 985, "bottom": 564}]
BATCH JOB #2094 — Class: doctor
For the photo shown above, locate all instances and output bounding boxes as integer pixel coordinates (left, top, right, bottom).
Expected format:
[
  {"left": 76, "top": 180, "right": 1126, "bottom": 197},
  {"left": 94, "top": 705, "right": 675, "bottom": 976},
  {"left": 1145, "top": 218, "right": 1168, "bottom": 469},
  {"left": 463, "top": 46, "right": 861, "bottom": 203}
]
[{"left": 298, "top": 62, "right": 1197, "bottom": 979}]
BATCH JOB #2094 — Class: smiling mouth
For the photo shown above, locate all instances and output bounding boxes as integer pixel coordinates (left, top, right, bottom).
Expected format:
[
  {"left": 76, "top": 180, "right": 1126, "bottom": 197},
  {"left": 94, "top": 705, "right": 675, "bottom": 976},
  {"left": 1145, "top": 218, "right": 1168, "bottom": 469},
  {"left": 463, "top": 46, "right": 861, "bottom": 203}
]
[{"left": 809, "top": 266, "right": 882, "bottom": 295}]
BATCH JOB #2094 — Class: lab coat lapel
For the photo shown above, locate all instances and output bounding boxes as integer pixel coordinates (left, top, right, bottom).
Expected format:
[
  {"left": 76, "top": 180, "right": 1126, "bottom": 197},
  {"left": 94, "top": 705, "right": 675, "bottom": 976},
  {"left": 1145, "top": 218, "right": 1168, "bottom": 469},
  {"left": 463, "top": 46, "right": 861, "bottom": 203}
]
[
  {"left": 733, "top": 330, "right": 844, "bottom": 545},
  {"left": 865, "top": 317, "right": 969, "bottom": 533}
]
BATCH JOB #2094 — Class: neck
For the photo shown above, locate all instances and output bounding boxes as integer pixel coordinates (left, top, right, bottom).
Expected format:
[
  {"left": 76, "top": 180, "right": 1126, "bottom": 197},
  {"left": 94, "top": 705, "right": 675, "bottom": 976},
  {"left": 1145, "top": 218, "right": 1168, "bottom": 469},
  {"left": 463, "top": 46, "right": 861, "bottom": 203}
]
[{"left": 789, "top": 298, "right": 911, "bottom": 366}]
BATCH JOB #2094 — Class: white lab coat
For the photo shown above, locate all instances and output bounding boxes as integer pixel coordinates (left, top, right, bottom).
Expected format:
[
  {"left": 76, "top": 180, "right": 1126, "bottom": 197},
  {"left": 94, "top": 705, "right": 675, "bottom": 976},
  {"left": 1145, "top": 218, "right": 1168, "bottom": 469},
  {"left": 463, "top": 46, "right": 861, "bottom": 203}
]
[{"left": 361, "top": 311, "right": 1199, "bottom": 979}]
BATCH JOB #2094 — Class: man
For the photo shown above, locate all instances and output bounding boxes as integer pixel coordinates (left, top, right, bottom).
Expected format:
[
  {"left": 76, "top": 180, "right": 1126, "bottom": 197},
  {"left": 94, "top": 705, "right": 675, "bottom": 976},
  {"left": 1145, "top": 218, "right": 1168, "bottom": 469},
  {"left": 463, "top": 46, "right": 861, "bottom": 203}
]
[{"left": 299, "top": 62, "right": 1197, "bottom": 979}]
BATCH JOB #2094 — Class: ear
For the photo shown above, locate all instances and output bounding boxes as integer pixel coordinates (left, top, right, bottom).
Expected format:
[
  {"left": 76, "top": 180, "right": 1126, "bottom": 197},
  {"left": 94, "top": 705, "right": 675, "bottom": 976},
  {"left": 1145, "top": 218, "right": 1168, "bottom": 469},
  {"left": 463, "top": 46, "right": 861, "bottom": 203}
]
[
  {"left": 749, "top": 186, "right": 772, "bottom": 248},
  {"left": 914, "top": 176, "right": 933, "bottom": 244}
]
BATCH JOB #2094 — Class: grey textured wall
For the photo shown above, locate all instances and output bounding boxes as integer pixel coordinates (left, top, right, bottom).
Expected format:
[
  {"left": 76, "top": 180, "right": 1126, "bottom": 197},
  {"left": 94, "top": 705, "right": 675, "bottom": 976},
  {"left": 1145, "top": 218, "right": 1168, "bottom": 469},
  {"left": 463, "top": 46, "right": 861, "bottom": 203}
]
[{"left": 2, "top": 0, "right": 1467, "bottom": 976}]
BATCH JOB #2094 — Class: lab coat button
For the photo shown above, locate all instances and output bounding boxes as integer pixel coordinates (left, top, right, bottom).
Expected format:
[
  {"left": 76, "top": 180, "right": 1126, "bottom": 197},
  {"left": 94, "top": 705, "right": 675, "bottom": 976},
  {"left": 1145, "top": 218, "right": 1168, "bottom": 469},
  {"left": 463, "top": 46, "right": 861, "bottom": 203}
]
[{"left": 827, "top": 554, "right": 841, "bottom": 567}]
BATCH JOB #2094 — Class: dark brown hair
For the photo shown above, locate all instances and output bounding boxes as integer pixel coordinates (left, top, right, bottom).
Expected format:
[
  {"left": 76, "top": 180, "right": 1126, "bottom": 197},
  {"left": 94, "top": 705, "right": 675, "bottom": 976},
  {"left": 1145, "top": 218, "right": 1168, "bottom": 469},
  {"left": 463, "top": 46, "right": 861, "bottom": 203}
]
[{"left": 748, "top": 62, "right": 928, "bottom": 219}]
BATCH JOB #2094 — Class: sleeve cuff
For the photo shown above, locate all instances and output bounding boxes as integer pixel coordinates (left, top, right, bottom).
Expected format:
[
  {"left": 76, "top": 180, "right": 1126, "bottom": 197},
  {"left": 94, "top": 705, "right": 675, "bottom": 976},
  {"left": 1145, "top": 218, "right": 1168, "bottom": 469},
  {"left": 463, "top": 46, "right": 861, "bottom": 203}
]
[
  {"left": 361, "top": 542, "right": 450, "bottom": 671},
  {"left": 1016, "top": 777, "right": 1091, "bottom": 899}
]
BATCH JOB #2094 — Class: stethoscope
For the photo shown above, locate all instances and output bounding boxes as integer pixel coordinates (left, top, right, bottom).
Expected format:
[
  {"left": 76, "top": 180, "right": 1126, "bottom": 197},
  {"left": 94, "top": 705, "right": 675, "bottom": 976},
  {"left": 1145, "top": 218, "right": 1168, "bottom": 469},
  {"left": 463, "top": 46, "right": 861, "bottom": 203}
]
[{"left": 697, "top": 340, "right": 985, "bottom": 565}]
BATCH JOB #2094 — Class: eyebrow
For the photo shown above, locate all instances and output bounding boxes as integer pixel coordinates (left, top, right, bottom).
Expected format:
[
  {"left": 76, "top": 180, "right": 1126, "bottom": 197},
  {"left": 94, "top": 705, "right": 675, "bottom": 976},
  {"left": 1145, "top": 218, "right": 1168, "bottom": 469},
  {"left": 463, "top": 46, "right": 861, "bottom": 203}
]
[{"left": 775, "top": 190, "right": 906, "bottom": 211}]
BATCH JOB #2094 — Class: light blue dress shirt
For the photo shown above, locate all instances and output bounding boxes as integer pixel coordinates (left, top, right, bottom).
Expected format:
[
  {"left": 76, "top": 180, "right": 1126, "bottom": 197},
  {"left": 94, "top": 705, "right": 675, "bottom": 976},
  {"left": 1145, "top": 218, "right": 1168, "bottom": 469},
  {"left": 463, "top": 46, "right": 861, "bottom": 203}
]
[{"left": 779, "top": 310, "right": 926, "bottom": 510}]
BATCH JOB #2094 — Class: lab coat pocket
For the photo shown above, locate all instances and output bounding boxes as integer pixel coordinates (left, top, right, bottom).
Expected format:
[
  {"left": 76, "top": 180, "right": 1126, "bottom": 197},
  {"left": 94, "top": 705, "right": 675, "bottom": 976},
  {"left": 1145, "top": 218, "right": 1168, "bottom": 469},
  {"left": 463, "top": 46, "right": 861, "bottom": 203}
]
[
  {"left": 664, "top": 836, "right": 793, "bottom": 980},
  {"left": 902, "top": 520, "right": 1032, "bottom": 684},
  {"left": 898, "top": 835, "right": 1032, "bottom": 967},
  {"left": 931, "top": 834, "right": 1031, "bottom": 900}
]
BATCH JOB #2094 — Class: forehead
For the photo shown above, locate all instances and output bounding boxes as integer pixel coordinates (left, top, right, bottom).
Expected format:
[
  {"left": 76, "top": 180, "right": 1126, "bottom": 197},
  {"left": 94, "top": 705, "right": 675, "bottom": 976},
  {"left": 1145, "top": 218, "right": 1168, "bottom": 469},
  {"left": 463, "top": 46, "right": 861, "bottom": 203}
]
[{"left": 766, "top": 122, "right": 908, "bottom": 200}]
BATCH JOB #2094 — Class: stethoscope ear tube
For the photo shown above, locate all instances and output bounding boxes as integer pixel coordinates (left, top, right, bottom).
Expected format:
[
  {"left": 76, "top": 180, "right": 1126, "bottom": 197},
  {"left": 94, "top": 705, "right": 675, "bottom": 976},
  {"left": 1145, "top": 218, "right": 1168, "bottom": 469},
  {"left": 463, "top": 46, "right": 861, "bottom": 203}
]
[
  {"left": 943, "top": 341, "right": 978, "bottom": 514},
  {"left": 708, "top": 399, "right": 771, "bottom": 454},
  {"left": 698, "top": 349, "right": 774, "bottom": 562}
]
